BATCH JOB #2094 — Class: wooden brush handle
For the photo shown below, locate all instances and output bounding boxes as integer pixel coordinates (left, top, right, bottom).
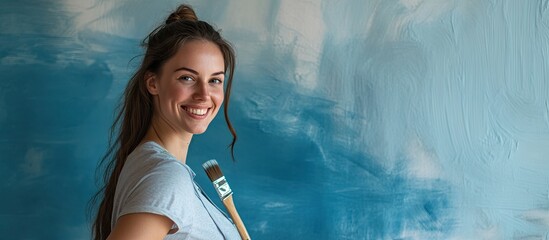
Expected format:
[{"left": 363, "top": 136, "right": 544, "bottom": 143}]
[{"left": 222, "top": 195, "right": 251, "bottom": 240}]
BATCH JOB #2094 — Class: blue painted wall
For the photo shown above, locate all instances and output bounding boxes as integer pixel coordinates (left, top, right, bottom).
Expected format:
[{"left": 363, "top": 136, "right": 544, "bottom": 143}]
[{"left": 1, "top": 0, "right": 548, "bottom": 239}]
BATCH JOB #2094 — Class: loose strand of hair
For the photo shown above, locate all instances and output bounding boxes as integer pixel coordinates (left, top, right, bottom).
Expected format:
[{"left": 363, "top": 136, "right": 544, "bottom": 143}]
[{"left": 223, "top": 45, "right": 237, "bottom": 161}]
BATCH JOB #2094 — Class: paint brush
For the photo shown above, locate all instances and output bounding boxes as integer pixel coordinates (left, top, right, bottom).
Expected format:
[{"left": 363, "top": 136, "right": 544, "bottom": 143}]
[{"left": 202, "top": 160, "right": 250, "bottom": 240}]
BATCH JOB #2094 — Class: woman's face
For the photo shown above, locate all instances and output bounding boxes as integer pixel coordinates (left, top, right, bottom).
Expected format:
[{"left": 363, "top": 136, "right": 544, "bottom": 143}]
[{"left": 147, "top": 40, "right": 225, "bottom": 135}]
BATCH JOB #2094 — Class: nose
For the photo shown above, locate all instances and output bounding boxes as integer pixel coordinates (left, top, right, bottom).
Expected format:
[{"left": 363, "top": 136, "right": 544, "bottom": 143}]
[{"left": 192, "top": 81, "right": 209, "bottom": 101}]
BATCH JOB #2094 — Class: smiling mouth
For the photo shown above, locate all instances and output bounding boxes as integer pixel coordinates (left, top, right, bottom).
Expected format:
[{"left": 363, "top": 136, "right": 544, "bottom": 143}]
[{"left": 183, "top": 106, "right": 209, "bottom": 116}]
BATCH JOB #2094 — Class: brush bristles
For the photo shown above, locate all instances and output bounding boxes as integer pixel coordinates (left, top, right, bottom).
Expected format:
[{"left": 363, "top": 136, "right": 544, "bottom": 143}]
[{"left": 202, "top": 159, "right": 224, "bottom": 181}]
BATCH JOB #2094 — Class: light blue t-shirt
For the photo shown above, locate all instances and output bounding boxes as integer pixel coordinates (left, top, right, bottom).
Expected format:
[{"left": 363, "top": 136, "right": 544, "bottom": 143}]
[{"left": 111, "top": 141, "right": 241, "bottom": 240}]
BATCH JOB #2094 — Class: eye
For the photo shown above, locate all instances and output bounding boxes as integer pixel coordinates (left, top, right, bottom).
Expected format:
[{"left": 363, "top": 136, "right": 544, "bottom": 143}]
[
  {"left": 178, "top": 76, "right": 194, "bottom": 82},
  {"left": 210, "top": 78, "right": 223, "bottom": 84}
]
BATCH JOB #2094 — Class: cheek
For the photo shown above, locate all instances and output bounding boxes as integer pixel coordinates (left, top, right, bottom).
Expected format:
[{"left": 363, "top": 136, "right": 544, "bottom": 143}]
[
  {"left": 212, "top": 89, "right": 224, "bottom": 105},
  {"left": 164, "top": 87, "right": 188, "bottom": 100}
]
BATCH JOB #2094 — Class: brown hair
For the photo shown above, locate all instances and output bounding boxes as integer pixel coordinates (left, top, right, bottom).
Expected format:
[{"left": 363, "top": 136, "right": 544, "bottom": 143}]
[{"left": 90, "top": 4, "right": 237, "bottom": 240}]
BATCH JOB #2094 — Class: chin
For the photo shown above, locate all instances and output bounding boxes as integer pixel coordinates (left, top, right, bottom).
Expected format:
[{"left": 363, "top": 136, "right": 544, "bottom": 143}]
[{"left": 189, "top": 127, "right": 209, "bottom": 135}]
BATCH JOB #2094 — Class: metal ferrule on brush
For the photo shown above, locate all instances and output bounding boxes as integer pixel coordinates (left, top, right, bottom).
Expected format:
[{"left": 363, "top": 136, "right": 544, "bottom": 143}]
[{"left": 212, "top": 176, "right": 233, "bottom": 200}]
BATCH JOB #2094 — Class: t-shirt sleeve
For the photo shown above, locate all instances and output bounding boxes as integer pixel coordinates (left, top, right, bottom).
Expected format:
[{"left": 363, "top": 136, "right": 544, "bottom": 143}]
[{"left": 118, "top": 160, "right": 194, "bottom": 234}]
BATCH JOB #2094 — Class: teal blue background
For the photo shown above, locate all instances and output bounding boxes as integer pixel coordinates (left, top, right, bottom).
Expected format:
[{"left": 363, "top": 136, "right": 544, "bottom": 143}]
[{"left": 1, "top": 0, "right": 549, "bottom": 239}]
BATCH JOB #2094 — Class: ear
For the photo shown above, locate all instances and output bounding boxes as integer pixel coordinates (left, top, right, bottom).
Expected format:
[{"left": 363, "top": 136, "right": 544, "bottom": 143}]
[{"left": 145, "top": 71, "right": 159, "bottom": 95}]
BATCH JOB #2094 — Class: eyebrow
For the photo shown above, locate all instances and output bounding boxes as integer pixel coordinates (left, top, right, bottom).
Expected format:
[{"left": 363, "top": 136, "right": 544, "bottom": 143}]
[{"left": 174, "top": 67, "right": 225, "bottom": 76}]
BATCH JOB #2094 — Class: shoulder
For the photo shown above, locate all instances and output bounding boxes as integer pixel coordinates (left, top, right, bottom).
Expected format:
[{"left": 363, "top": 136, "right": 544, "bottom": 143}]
[
  {"left": 118, "top": 142, "right": 196, "bottom": 199},
  {"left": 114, "top": 142, "right": 197, "bottom": 232},
  {"left": 124, "top": 141, "right": 193, "bottom": 180},
  {"left": 127, "top": 141, "right": 183, "bottom": 168}
]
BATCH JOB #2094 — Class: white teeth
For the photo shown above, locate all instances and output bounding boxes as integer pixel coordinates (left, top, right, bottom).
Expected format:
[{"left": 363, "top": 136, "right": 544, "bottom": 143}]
[{"left": 186, "top": 107, "right": 207, "bottom": 116}]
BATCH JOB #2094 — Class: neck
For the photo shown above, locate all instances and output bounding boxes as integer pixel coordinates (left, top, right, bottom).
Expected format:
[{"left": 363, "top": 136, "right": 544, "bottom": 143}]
[{"left": 141, "top": 116, "right": 193, "bottom": 163}]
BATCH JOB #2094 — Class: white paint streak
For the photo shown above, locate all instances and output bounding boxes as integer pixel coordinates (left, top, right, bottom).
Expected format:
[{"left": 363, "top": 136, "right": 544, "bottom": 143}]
[
  {"left": 1, "top": 53, "right": 39, "bottom": 65},
  {"left": 60, "top": 0, "right": 115, "bottom": 33},
  {"left": 399, "top": 228, "right": 445, "bottom": 240},
  {"left": 254, "top": 221, "right": 268, "bottom": 234},
  {"left": 275, "top": 0, "right": 324, "bottom": 91},
  {"left": 399, "top": 0, "right": 456, "bottom": 23},
  {"left": 406, "top": 136, "right": 442, "bottom": 179},
  {"left": 475, "top": 226, "right": 501, "bottom": 240},
  {"left": 388, "top": 0, "right": 457, "bottom": 40},
  {"left": 472, "top": 209, "right": 503, "bottom": 240},
  {"left": 264, "top": 201, "right": 290, "bottom": 209},
  {"left": 520, "top": 209, "right": 549, "bottom": 227},
  {"left": 59, "top": 0, "right": 172, "bottom": 38},
  {"left": 222, "top": 1, "right": 270, "bottom": 40}
]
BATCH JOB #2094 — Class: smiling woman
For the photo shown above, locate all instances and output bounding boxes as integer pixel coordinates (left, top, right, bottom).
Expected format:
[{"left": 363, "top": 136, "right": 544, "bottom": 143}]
[
  {"left": 89, "top": 4, "right": 240, "bottom": 240},
  {"left": 146, "top": 40, "right": 226, "bottom": 137}
]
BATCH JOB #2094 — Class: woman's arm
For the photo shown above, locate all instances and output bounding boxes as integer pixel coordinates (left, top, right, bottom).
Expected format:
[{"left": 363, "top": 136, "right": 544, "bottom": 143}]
[{"left": 107, "top": 213, "right": 173, "bottom": 240}]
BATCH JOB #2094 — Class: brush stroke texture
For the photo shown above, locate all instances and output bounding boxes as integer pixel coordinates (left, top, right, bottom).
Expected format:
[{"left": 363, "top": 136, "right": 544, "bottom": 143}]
[{"left": 0, "top": 0, "right": 548, "bottom": 239}]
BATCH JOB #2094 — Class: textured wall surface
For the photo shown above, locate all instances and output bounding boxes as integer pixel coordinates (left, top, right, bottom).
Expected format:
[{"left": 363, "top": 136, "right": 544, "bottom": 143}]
[{"left": 1, "top": 0, "right": 549, "bottom": 239}]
